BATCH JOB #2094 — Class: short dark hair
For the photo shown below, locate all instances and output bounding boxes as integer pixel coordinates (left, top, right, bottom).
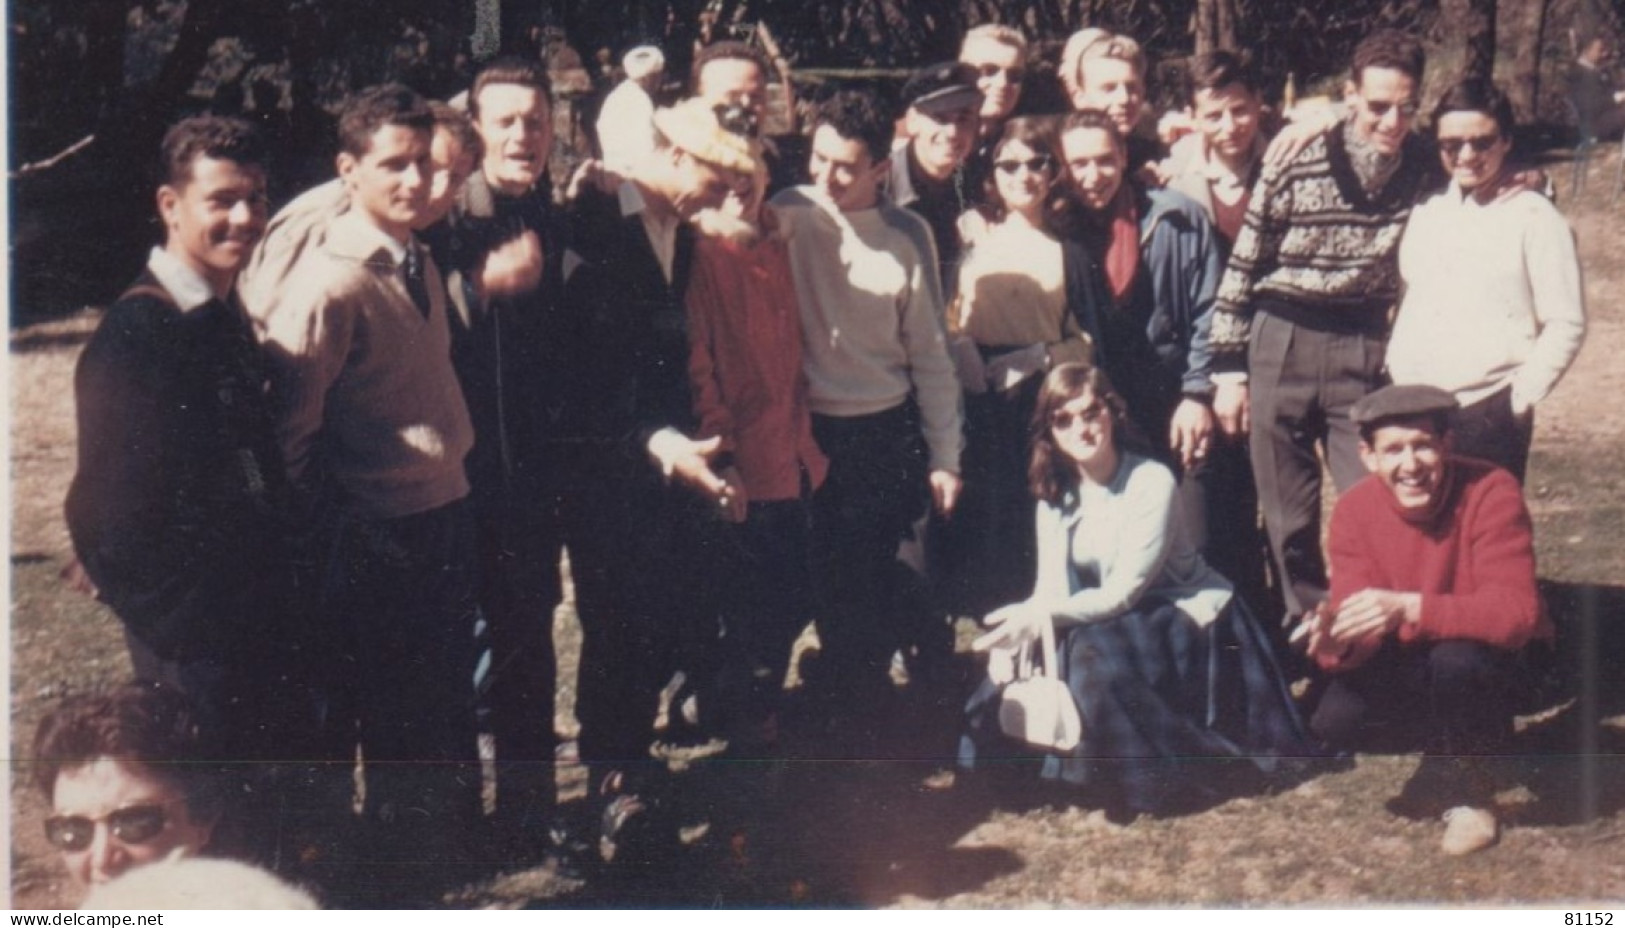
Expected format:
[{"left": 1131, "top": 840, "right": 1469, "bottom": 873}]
[
  {"left": 430, "top": 100, "right": 483, "bottom": 163},
  {"left": 1028, "top": 363, "right": 1136, "bottom": 506},
  {"left": 691, "top": 40, "right": 771, "bottom": 93},
  {"left": 469, "top": 56, "right": 553, "bottom": 119},
  {"left": 1060, "top": 108, "right": 1126, "bottom": 156},
  {"left": 979, "top": 116, "right": 1070, "bottom": 225},
  {"left": 337, "top": 83, "right": 434, "bottom": 158},
  {"left": 158, "top": 116, "right": 266, "bottom": 188},
  {"left": 1430, "top": 77, "right": 1515, "bottom": 138},
  {"left": 1186, "top": 49, "right": 1262, "bottom": 103},
  {"left": 33, "top": 683, "right": 222, "bottom": 823},
  {"left": 1351, "top": 29, "right": 1426, "bottom": 86},
  {"left": 813, "top": 89, "right": 894, "bottom": 164}
]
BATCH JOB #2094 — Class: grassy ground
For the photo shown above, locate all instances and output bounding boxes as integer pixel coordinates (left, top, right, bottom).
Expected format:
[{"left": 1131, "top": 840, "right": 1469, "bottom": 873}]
[{"left": 9, "top": 147, "right": 1625, "bottom": 908}]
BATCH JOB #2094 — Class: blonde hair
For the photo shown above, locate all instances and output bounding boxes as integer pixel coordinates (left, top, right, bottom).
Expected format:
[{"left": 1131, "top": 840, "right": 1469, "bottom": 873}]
[
  {"left": 1058, "top": 28, "right": 1145, "bottom": 100},
  {"left": 961, "top": 24, "right": 1028, "bottom": 57}
]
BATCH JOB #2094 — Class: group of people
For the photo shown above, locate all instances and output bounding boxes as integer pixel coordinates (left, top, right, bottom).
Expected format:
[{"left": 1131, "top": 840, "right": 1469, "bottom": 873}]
[{"left": 45, "top": 18, "right": 1590, "bottom": 907}]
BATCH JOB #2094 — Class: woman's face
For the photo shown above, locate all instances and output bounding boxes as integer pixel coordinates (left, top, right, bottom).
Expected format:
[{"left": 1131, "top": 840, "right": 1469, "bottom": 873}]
[
  {"left": 1049, "top": 388, "right": 1115, "bottom": 471},
  {"left": 48, "top": 757, "right": 214, "bottom": 887},
  {"left": 1435, "top": 109, "right": 1509, "bottom": 192},
  {"left": 1060, "top": 126, "right": 1125, "bottom": 212},
  {"left": 992, "top": 138, "right": 1054, "bottom": 216}
]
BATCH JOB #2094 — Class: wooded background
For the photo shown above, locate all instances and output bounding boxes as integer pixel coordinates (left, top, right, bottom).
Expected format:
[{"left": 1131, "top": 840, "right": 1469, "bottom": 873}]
[{"left": 8, "top": 0, "right": 1622, "bottom": 317}]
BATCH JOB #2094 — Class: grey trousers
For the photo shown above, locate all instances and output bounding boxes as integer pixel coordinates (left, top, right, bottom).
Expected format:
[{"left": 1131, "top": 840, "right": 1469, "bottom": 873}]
[{"left": 1248, "top": 310, "right": 1387, "bottom": 617}]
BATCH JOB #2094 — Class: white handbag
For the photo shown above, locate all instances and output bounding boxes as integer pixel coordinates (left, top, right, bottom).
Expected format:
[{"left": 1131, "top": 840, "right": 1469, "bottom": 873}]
[{"left": 995, "top": 615, "right": 1083, "bottom": 752}]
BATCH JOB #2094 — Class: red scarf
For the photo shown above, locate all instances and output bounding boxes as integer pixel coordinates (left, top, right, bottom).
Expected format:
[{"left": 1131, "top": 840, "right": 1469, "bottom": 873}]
[{"left": 1097, "top": 187, "right": 1140, "bottom": 305}]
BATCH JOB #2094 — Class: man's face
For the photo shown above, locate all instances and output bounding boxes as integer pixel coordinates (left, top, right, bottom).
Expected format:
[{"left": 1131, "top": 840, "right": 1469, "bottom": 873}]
[
  {"left": 905, "top": 104, "right": 979, "bottom": 179},
  {"left": 1347, "top": 66, "right": 1419, "bottom": 157},
  {"left": 339, "top": 123, "right": 432, "bottom": 241},
  {"left": 1192, "top": 82, "right": 1263, "bottom": 163},
  {"left": 1061, "top": 125, "right": 1125, "bottom": 211},
  {"left": 1435, "top": 109, "right": 1509, "bottom": 192},
  {"left": 695, "top": 58, "right": 767, "bottom": 124},
  {"left": 809, "top": 124, "right": 886, "bottom": 213},
  {"left": 1071, "top": 56, "right": 1145, "bottom": 135},
  {"left": 960, "top": 37, "right": 1024, "bottom": 122},
  {"left": 668, "top": 151, "right": 739, "bottom": 219},
  {"left": 474, "top": 82, "right": 553, "bottom": 194},
  {"left": 419, "top": 129, "right": 476, "bottom": 228},
  {"left": 1360, "top": 419, "right": 1449, "bottom": 513},
  {"left": 156, "top": 155, "right": 267, "bottom": 293},
  {"left": 49, "top": 757, "right": 214, "bottom": 888}
]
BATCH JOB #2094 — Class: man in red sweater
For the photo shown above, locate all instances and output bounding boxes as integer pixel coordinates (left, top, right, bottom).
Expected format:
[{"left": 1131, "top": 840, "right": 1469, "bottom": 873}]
[{"left": 1305, "top": 384, "right": 1547, "bottom": 856}]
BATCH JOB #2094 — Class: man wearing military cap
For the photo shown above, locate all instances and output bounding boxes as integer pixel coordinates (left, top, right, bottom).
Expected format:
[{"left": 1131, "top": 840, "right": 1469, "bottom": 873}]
[
  {"left": 1305, "top": 384, "right": 1549, "bottom": 856},
  {"left": 890, "top": 60, "right": 984, "bottom": 295}
]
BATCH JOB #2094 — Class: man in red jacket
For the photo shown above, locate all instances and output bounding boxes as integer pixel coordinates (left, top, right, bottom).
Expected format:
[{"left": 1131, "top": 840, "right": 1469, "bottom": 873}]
[{"left": 1306, "top": 384, "right": 1548, "bottom": 856}]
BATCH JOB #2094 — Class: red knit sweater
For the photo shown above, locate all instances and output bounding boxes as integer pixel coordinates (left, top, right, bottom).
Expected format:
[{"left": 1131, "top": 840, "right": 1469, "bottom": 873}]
[{"left": 1325, "top": 457, "right": 1548, "bottom": 666}]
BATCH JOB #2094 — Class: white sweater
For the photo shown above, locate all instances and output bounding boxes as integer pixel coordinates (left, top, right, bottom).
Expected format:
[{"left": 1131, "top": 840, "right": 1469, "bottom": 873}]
[
  {"left": 1389, "top": 185, "right": 1586, "bottom": 411},
  {"left": 771, "top": 187, "right": 964, "bottom": 473}
]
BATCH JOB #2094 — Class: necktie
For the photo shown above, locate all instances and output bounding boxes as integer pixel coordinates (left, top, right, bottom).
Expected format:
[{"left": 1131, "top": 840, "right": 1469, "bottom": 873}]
[{"left": 404, "top": 245, "right": 432, "bottom": 319}]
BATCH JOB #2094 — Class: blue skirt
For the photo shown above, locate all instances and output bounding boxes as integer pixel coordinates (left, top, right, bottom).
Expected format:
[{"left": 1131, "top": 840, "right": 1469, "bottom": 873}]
[{"left": 959, "top": 596, "right": 1315, "bottom": 813}]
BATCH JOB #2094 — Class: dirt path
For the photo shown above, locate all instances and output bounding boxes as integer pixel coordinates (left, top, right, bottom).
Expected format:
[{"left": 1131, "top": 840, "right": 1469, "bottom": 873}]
[{"left": 9, "top": 152, "right": 1625, "bottom": 908}]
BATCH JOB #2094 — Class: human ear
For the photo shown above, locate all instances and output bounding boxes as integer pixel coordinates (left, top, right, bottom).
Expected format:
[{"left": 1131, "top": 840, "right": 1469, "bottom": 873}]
[{"left": 156, "top": 185, "right": 180, "bottom": 230}]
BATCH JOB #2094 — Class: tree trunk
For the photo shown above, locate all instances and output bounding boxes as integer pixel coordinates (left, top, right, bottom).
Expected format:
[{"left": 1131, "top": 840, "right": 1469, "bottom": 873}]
[
  {"left": 1502, "top": 0, "right": 1549, "bottom": 122},
  {"left": 1440, "top": 0, "right": 1497, "bottom": 83}
]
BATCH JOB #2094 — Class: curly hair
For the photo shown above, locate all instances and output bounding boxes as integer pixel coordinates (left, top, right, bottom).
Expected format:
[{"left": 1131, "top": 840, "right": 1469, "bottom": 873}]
[
  {"left": 158, "top": 116, "right": 266, "bottom": 188},
  {"left": 813, "top": 88, "right": 895, "bottom": 164},
  {"left": 1028, "top": 363, "right": 1136, "bottom": 506},
  {"left": 1350, "top": 29, "right": 1426, "bottom": 86}
]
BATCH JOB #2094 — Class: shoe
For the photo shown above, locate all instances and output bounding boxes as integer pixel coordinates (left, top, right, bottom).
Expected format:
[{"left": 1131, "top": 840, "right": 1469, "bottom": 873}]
[{"left": 1440, "top": 806, "right": 1498, "bottom": 856}]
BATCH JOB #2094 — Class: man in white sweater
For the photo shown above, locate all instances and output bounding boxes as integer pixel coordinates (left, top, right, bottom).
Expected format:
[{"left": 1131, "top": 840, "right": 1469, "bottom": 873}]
[{"left": 770, "top": 89, "right": 964, "bottom": 738}]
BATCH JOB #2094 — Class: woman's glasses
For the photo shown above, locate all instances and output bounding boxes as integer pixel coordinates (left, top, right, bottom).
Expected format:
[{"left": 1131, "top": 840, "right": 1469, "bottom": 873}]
[
  {"left": 1050, "top": 403, "right": 1108, "bottom": 431},
  {"left": 994, "top": 156, "right": 1052, "bottom": 175},
  {"left": 1437, "top": 134, "right": 1500, "bottom": 158},
  {"left": 44, "top": 804, "right": 170, "bottom": 852}
]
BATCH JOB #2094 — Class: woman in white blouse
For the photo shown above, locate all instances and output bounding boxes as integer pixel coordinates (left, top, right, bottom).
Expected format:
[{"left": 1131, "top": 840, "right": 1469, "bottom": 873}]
[
  {"left": 959, "top": 363, "right": 1311, "bottom": 816},
  {"left": 1390, "top": 79, "right": 1586, "bottom": 483}
]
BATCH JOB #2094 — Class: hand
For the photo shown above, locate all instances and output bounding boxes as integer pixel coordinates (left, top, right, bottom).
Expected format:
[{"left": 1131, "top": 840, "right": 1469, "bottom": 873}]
[
  {"left": 716, "top": 465, "right": 749, "bottom": 523},
  {"left": 930, "top": 468, "right": 963, "bottom": 518},
  {"left": 972, "top": 600, "right": 1049, "bottom": 654},
  {"left": 1490, "top": 167, "right": 1550, "bottom": 203},
  {"left": 1135, "top": 160, "right": 1168, "bottom": 189},
  {"left": 1263, "top": 108, "right": 1335, "bottom": 168},
  {"left": 1168, "top": 398, "right": 1216, "bottom": 471},
  {"left": 1213, "top": 381, "right": 1250, "bottom": 437},
  {"left": 565, "top": 159, "right": 623, "bottom": 201},
  {"left": 1329, "top": 588, "right": 1420, "bottom": 645},
  {"left": 650, "top": 432, "right": 731, "bottom": 501},
  {"left": 477, "top": 230, "right": 543, "bottom": 300},
  {"left": 984, "top": 343, "right": 1049, "bottom": 393}
]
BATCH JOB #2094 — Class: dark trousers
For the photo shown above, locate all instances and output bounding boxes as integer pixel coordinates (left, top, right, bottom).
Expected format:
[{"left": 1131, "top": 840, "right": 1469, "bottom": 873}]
[
  {"left": 1311, "top": 639, "right": 1520, "bottom": 808},
  {"left": 565, "top": 459, "right": 724, "bottom": 785},
  {"left": 471, "top": 482, "right": 561, "bottom": 825},
  {"left": 810, "top": 405, "right": 930, "bottom": 700},
  {"left": 1248, "top": 311, "right": 1387, "bottom": 617},
  {"left": 323, "top": 498, "right": 483, "bottom": 832},
  {"left": 1448, "top": 386, "right": 1534, "bottom": 484}
]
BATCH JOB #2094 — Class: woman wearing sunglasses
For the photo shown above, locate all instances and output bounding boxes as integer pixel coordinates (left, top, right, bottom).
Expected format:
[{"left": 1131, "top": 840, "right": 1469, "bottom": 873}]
[
  {"left": 959, "top": 363, "right": 1311, "bottom": 817},
  {"left": 34, "top": 685, "right": 220, "bottom": 890},
  {"left": 941, "top": 117, "right": 1108, "bottom": 615},
  {"left": 1387, "top": 79, "right": 1586, "bottom": 484}
]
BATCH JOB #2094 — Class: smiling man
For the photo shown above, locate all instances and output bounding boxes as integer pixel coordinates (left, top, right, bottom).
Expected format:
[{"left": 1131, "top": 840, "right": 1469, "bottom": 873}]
[
  {"left": 1306, "top": 384, "right": 1546, "bottom": 856},
  {"left": 889, "top": 61, "right": 983, "bottom": 294},
  {"left": 1208, "top": 30, "right": 1438, "bottom": 624}
]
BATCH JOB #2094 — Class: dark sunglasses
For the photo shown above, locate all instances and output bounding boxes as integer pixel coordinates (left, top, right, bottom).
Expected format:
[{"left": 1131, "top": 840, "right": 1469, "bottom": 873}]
[
  {"left": 994, "top": 156, "right": 1052, "bottom": 175},
  {"left": 1050, "top": 403, "right": 1108, "bottom": 431},
  {"left": 1437, "top": 134, "right": 1501, "bottom": 157},
  {"left": 974, "top": 63, "right": 1026, "bottom": 84},
  {"left": 44, "top": 804, "right": 169, "bottom": 852},
  {"left": 1363, "top": 99, "right": 1420, "bottom": 119},
  {"left": 713, "top": 103, "right": 761, "bottom": 139}
]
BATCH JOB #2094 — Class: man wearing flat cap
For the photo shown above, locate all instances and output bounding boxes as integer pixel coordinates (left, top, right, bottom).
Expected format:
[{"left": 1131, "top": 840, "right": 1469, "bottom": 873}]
[
  {"left": 891, "top": 61, "right": 984, "bottom": 295},
  {"left": 1305, "top": 384, "right": 1549, "bottom": 857},
  {"left": 555, "top": 97, "right": 756, "bottom": 862}
]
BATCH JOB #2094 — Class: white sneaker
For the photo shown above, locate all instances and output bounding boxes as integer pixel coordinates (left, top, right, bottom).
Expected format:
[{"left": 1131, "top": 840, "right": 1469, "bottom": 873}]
[{"left": 1440, "top": 806, "right": 1498, "bottom": 856}]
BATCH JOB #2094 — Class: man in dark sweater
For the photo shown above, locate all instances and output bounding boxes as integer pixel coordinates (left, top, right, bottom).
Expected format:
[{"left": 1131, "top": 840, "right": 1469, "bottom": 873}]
[
  {"left": 1209, "top": 30, "right": 1437, "bottom": 622},
  {"left": 557, "top": 98, "right": 755, "bottom": 864},
  {"left": 65, "top": 116, "right": 311, "bottom": 863},
  {"left": 888, "top": 61, "right": 983, "bottom": 297},
  {"left": 1570, "top": 34, "right": 1625, "bottom": 140}
]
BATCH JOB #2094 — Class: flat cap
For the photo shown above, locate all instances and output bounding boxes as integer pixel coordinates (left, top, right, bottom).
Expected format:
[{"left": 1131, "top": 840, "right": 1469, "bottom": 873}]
[
  {"left": 902, "top": 61, "right": 983, "bottom": 119},
  {"left": 1350, "top": 384, "right": 1458, "bottom": 427}
]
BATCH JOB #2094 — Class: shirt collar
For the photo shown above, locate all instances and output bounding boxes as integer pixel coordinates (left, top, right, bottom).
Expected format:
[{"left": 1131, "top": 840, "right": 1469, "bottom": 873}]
[
  {"left": 146, "top": 247, "right": 220, "bottom": 312},
  {"left": 328, "top": 210, "right": 411, "bottom": 266},
  {"left": 618, "top": 180, "right": 650, "bottom": 218},
  {"left": 1191, "top": 135, "right": 1263, "bottom": 184}
]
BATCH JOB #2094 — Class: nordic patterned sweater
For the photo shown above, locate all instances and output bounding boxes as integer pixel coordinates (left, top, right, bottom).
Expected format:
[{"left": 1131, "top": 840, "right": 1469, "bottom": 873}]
[{"left": 1208, "top": 119, "right": 1436, "bottom": 373}]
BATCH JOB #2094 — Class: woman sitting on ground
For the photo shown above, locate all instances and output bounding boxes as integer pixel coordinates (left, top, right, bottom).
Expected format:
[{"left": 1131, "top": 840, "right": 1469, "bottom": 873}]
[
  {"left": 34, "top": 683, "right": 222, "bottom": 893},
  {"left": 959, "top": 363, "right": 1312, "bottom": 816}
]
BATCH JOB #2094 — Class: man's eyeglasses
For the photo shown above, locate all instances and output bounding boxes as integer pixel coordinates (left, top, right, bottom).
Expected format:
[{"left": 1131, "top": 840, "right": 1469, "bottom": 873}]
[
  {"left": 974, "top": 63, "right": 1025, "bottom": 84},
  {"left": 1437, "top": 134, "right": 1501, "bottom": 158},
  {"left": 44, "top": 804, "right": 172, "bottom": 852},
  {"left": 1363, "top": 99, "right": 1420, "bottom": 119},
  {"left": 1050, "top": 404, "right": 1108, "bottom": 431},
  {"left": 994, "top": 156, "right": 1052, "bottom": 175},
  {"left": 713, "top": 103, "right": 761, "bottom": 139}
]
